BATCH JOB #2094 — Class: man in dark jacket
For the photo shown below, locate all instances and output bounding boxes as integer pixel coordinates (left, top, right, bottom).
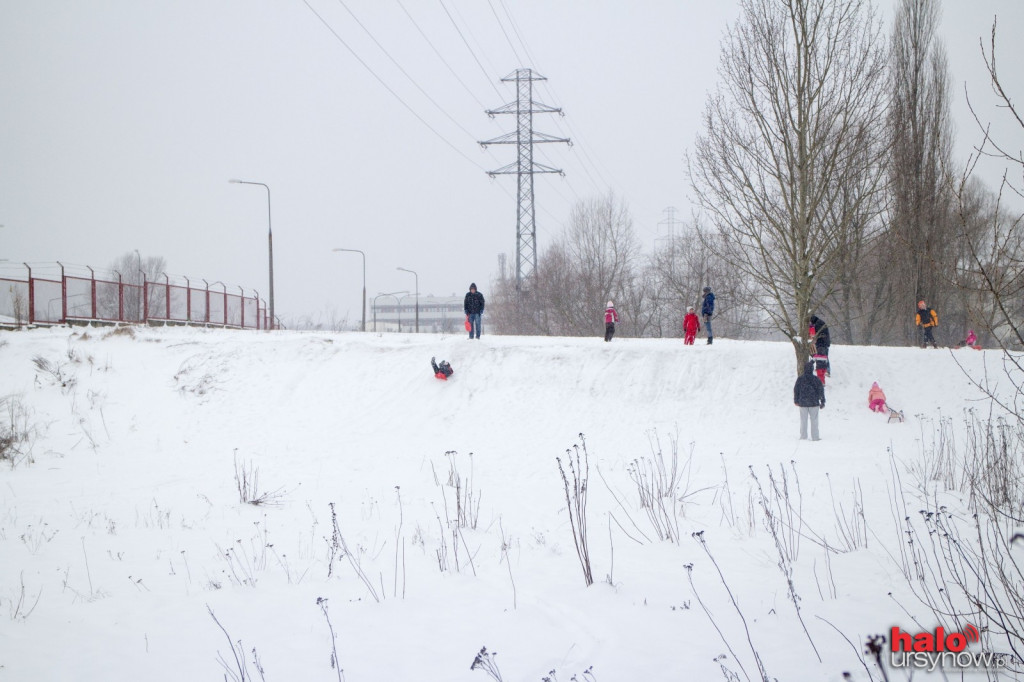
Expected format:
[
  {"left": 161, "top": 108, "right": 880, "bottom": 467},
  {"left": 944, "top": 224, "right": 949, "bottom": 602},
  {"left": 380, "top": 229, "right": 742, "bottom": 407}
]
[
  {"left": 701, "top": 286, "right": 715, "bottom": 345},
  {"left": 464, "top": 283, "right": 485, "bottom": 339},
  {"left": 794, "top": 361, "right": 826, "bottom": 441},
  {"left": 809, "top": 314, "right": 831, "bottom": 376}
]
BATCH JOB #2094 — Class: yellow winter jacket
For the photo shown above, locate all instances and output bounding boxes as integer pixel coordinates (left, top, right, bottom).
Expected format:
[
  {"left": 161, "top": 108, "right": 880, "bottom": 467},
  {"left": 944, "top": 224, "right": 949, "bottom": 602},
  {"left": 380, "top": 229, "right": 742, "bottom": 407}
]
[{"left": 916, "top": 308, "right": 938, "bottom": 328}]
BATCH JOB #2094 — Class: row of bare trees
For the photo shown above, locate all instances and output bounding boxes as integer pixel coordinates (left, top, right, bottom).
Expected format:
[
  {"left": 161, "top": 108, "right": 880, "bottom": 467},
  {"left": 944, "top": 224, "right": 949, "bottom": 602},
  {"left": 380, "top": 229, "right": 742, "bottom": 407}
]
[{"left": 489, "top": 0, "right": 1022, "bottom": 373}]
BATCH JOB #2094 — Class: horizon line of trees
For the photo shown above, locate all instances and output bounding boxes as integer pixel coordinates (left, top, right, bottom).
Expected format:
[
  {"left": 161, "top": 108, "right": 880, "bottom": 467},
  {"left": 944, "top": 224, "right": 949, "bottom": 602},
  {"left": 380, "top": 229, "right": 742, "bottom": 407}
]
[{"left": 486, "top": 0, "right": 1023, "bottom": 372}]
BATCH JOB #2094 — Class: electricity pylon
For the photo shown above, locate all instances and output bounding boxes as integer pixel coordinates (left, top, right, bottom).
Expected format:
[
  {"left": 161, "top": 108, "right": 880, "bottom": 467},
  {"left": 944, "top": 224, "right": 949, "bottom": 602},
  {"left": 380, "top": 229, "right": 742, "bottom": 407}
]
[{"left": 479, "top": 68, "right": 570, "bottom": 293}]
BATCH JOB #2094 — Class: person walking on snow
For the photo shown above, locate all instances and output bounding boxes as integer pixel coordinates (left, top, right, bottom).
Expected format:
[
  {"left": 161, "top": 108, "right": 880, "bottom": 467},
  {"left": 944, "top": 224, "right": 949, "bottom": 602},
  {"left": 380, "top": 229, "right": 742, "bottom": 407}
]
[
  {"left": 809, "top": 314, "right": 831, "bottom": 376},
  {"left": 464, "top": 283, "right": 485, "bottom": 339},
  {"left": 683, "top": 306, "right": 701, "bottom": 345},
  {"left": 604, "top": 301, "right": 619, "bottom": 342},
  {"left": 916, "top": 300, "right": 939, "bottom": 349},
  {"left": 701, "top": 286, "right": 715, "bottom": 345},
  {"left": 868, "top": 382, "right": 886, "bottom": 413},
  {"left": 794, "top": 361, "right": 826, "bottom": 441}
]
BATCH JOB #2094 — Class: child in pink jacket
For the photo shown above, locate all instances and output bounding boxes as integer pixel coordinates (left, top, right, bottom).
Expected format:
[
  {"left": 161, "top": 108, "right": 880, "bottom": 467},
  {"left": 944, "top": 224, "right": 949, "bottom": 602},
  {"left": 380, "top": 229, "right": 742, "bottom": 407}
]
[
  {"left": 604, "top": 301, "right": 619, "bottom": 342},
  {"left": 868, "top": 382, "right": 886, "bottom": 413}
]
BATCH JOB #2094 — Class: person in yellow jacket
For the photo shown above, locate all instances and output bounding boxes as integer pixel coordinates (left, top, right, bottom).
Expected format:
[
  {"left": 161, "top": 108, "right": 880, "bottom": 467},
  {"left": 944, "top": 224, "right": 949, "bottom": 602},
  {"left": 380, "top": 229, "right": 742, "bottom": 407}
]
[{"left": 916, "top": 300, "right": 939, "bottom": 348}]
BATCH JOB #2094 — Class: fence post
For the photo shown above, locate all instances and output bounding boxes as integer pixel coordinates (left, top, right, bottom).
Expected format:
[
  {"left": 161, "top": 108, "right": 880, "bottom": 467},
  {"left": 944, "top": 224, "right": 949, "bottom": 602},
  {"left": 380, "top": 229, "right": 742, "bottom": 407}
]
[
  {"left": 116, "top": 271, "right": 123, "bottom": 322},
  {"left": 222, "top": 285, "right": 227, "bottom": 326},
  {"left": 24, "top": 263, "right": 34, "bottom": 325},
  {"left": 164, "top": 274, "right": 171, "bottom": 323},
  {"left": 184, "top": 276, "right": 191, "bottom": 323},
  {"left": 87, "top": 266, "right": 96, "bottom": 320},
  {"left": 142, "top": 276, "right": 148, "bottom": 322},
  {"left": 239, "top": 286, "right": 245, "bottom": 328},
  {"left": 254, "top": 290, "right": 260, "bottom": 330},
  {"left": 58, "top": 261, "right": 67, "bottom": 323},
  {"left": 202, "top": 279, "right": 210, "bottom": 325}
]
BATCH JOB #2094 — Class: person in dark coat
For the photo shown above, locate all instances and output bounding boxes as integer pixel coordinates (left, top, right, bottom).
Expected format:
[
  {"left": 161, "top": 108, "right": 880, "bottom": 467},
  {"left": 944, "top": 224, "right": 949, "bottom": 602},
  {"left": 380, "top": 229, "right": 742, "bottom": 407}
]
[
  {"left": 793, "top": 360, "right": 826, "bottom": 441},
  {"left": 916, "top": 300, "right": 939, "bottom": 349},
  {"left": 809, "top": 314, "right": 831, "bottom": 376},
  {"left": 464, "top": 283, "right": 485, "bottom": 339},
  {"left": 701, "top": 286, "right": 715, "bottom": 345},
  {"left": 431, "top": 356, "right": 454, "bottom": 380}
]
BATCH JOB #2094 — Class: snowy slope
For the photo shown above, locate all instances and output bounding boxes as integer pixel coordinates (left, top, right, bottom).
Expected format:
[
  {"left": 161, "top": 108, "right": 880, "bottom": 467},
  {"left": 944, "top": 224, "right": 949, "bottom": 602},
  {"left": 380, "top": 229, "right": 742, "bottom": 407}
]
[{"left": 0, "top": 326, "right": 1004, "bottom": 681}]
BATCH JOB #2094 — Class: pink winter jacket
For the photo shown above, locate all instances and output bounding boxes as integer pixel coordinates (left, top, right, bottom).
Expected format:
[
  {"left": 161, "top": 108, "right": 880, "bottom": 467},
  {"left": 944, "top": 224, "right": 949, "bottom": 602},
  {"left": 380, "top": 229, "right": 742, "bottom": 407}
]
[{"left": 868, "top": 382, "right": 886, "bottom": 405}]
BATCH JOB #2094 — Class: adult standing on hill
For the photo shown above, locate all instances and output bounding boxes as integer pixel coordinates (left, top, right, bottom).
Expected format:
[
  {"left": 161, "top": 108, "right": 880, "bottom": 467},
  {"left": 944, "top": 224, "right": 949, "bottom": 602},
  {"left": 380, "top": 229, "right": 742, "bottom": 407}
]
[
  {"left": 464, "top": 283, "right": 485, "bottom": 340},
  {"left": 809, "top": 314, "right": 831, "bottom": 376},
  {"left": 916, "top": 300, "right": 938, "bottom": 349},
  {"left": 794, "top": 360, "right": 826, "bottom": 441},
  {"left": 701, "top": 286, "right": 715, "bottom": 345}
]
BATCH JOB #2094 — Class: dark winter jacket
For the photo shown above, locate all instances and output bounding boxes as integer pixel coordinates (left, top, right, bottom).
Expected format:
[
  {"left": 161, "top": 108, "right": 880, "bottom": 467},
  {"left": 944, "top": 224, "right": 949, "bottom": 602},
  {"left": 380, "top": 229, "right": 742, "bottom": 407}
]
[
  {"left": 794, "top": 362, "right": 826, "bottom": 408},
  {"left": 916, "top": 307, "right": 938, "bottom": 328},
  {"left": 809, "top": 316, "right": 831, "bottom": 352},
  {"left": 701, "top": 292, "right": 715, "bottom": 317},
  {"left": 464, "top": 290, "right": 485, "bottom": 316}
]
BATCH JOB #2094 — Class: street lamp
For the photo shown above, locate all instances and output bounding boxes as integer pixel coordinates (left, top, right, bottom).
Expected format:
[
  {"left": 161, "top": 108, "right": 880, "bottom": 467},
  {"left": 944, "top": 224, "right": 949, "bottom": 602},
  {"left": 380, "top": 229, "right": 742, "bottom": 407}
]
[
  {"left": 372, "top": 290, "right": 407, "bottom": 333},
  {"left": 333, "top": 248, "right": 366, "bottom": 332},
  {"left": 398, "top": 292, "right": 419, "bottom": 333},
  {"left": 229, "top": 178, "right": 274, "bottom": 330},
  {"left": 396, "top": 267, "right": 419, "bottom": 333}
]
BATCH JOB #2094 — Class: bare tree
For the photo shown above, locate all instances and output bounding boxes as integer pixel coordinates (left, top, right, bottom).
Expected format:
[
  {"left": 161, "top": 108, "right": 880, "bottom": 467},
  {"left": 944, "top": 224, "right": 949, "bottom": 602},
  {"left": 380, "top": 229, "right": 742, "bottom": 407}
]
[
  {"left": 689, "top": 0, "right": 888, "bottom": 370},
  {"left": 100, "top": 251, "right": 167, "bottom": 321},
  {"left": 648, "top": 220, "right": 765, "bottom": 340},
  {"left": 489, "top": 193, "right": 640, "bottom": 337},
  {"left": 885, "top": 0, "right": 957, "bottom": 345},
  {"left": 953, "top": 19, "right": 1024, "bottom": 354}
]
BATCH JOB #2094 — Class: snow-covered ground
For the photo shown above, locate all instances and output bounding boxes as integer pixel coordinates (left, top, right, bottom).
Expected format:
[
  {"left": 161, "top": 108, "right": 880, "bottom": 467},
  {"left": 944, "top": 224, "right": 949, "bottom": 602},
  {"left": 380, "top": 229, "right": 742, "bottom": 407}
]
[{"left": 0, "top": 326, "right": 1011, "bottom": 680}]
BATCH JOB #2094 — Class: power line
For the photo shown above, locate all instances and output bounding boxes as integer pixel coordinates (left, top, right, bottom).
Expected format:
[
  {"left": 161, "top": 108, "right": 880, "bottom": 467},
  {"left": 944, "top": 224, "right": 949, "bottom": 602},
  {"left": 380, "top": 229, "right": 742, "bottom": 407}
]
[
  {"left": 396, "top": 0, "right": 490, "bottom": 113},
  {"left": 486, "top": 0, "right": 524, "bottom": 67},
  {"left": 300, "top": 0, "right": 487, "bottom": 171},
  {"left": 438, "top": 0, "right": 504, "bottom": 101},
  {"left": 335, "top": 0, "right": 482, "bottom": 143}
]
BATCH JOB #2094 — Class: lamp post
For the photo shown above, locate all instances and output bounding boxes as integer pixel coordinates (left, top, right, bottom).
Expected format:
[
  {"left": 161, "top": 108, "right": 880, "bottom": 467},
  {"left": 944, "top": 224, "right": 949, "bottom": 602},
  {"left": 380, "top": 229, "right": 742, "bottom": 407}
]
[
  {"left": 396, "top": 267, "right": 419, "bottom": 333},
  {"left": 372, "top": 290, "right": 406, "bottom": 333},
  {"left": 229, "top": 179, "right": 274, "bottom": 330},
  {"left": 333, "top": 248, "right": 366, "bottom": 332},
  {"left": 398, "top": 292, "right": 420, "bottom": 333}
]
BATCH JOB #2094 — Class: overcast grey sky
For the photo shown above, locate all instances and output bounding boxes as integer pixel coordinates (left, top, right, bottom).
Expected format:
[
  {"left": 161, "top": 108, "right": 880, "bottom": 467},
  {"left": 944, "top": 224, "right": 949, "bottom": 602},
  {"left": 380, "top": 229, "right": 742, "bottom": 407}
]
[{"left": 2, "top": 1, "right": 1021, "bottom": 327}]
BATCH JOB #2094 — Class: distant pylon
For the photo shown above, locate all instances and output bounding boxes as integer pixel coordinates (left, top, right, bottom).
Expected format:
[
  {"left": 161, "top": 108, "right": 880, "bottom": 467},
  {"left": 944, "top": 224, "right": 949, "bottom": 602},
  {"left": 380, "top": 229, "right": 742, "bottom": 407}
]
[
  {"left": 655, "top": 206, "right": 682, "bottom": 251},
  {"left": 479, "top": 69, "right": 570, "bottom": 293}
]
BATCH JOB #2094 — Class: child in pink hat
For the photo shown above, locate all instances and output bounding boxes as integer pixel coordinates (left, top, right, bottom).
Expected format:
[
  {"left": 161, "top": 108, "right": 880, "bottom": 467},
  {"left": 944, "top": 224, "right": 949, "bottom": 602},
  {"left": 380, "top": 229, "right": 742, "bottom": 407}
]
[{"left": 868, "top": 382, "right": 886, "bottom": 413}]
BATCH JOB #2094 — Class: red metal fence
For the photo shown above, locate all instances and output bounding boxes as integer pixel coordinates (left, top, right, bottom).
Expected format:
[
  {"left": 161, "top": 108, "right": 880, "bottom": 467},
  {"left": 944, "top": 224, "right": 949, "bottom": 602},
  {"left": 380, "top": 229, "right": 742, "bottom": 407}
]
[{"left": 0, "top": 263, "right": 267, "bottom": 329}]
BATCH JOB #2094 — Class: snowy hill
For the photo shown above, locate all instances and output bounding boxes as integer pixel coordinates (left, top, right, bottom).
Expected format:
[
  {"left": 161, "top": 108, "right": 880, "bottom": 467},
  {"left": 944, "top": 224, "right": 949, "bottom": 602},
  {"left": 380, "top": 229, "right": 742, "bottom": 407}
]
[{"left": 0, "top": 326, "right": 1004, "bottom": 680}]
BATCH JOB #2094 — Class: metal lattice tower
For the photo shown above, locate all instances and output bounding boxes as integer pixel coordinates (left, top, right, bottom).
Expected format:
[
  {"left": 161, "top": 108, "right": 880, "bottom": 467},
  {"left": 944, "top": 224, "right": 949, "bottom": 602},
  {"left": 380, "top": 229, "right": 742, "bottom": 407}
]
[{"left": 479, "top": 69, "right": 570, "bottom": 292}]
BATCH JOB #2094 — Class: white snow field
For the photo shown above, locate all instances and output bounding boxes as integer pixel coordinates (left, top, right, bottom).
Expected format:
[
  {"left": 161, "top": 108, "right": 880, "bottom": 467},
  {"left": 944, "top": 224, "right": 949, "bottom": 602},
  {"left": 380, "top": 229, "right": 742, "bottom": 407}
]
[{"left": 0, "top": 326, "right": 1011, "bottom": 681}]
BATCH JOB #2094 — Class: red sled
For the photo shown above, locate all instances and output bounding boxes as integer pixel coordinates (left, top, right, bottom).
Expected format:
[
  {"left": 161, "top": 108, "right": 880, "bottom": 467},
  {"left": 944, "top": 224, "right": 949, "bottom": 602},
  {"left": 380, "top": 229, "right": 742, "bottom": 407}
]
[
  {"left": 465, "top": 316, "right": 471, "bottom": 332},
  {"left": 435, "top": 372, "right": 449, "bottom": 381}
]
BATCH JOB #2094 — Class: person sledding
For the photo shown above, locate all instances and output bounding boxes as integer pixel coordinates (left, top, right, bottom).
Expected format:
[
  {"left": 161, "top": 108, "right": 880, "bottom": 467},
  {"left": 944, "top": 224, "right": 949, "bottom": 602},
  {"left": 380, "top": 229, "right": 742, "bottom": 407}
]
[
  {"left": 958, "top": 329, "right": 980, "bottom": 349},
  {"left": 431, "top": 356, "right": 454, "bottom": 380},
  {"left": 683, "top": 306, "right": 701, "bottom": 345}
]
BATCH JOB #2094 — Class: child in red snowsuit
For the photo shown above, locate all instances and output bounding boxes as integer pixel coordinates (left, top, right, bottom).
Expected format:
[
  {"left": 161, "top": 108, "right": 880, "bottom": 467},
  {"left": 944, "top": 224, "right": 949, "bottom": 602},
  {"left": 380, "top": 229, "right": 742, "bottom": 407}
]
[
  {"left": 812, "top": 353, "right": 829, "bottom": 386},
  {"left": 683, "top": 306, "right": 701, "bottom": 345}
]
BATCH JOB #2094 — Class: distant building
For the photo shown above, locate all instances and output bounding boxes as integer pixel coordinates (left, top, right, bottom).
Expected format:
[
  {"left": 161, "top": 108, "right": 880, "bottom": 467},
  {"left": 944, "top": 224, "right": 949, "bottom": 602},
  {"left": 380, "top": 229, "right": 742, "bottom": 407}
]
[{"left": 372, "top": 294, "right": 464, "bottom": 333}]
